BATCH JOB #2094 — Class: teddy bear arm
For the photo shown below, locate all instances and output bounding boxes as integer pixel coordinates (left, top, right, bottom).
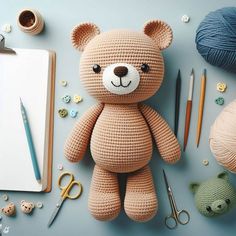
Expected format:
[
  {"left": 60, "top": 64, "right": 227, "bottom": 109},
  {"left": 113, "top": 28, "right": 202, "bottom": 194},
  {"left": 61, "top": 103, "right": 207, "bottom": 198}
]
[
  {"left": 139, "top": 104, "right": 181, "bottom": 164},
  {"left": 64, "top": 103, "right": 104, "bottom": 162}
]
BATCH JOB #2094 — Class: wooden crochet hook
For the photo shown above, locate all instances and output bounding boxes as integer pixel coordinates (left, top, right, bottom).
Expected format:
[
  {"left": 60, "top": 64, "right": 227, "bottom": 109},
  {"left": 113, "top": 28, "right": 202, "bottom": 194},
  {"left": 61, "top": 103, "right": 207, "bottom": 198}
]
[
  {"left": 183, "top": 69, "right": 194, "bottom": 151},
  {"left": 196, "top": 69, "right": 206, "bottom": 147}
]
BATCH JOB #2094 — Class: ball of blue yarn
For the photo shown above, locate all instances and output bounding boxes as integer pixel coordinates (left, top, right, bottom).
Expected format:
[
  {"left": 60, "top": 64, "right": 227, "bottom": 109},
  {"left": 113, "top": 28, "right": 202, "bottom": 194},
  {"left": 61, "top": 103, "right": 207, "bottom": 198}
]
[{"left": 196, "top": 7, "right": 236, "bottom": 73}]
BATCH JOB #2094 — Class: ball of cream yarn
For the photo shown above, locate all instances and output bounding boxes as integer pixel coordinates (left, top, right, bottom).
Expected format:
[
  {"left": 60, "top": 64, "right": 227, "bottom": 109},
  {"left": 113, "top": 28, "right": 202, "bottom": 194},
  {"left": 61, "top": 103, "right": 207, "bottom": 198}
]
[{"left": 209, "top": 100, "right": 236, "bottom": 173}]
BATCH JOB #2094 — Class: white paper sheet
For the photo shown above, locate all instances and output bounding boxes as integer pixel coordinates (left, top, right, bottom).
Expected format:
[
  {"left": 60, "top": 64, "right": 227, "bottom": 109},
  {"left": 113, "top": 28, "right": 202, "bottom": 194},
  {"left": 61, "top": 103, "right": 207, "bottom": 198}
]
[{"left": 0, "top": 49, "right": 50, "bottom": 191}]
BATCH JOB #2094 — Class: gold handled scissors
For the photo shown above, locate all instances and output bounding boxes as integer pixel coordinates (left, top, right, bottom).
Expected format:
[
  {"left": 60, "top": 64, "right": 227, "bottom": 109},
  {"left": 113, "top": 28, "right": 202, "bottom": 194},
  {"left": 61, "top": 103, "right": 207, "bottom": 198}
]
[
  {"left": 163, "top": 169, "right": 190, "bottom": 230},
  {"left": 48, "top": 172, "right": 83, "bottom": 227}
]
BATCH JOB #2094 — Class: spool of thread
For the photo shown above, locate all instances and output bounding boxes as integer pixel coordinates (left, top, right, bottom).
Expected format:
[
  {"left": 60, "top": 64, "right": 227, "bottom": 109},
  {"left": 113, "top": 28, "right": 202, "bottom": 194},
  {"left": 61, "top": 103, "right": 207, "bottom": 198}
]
[
  {"left": 209, "top": 100, "right": 236, "bottom": 173},
  {"left": 195, "top": 7, "right": 236, "bottom": 73},
  {"left": 17, "top": 9, "right": 44, "bottom": 35}
]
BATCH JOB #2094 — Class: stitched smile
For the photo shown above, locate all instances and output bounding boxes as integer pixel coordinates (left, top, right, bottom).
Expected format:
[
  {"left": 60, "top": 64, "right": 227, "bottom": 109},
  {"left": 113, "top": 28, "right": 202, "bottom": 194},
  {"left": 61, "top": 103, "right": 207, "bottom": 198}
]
[{"left": 111, "top": 77, "right": 131, "bottom": 88}]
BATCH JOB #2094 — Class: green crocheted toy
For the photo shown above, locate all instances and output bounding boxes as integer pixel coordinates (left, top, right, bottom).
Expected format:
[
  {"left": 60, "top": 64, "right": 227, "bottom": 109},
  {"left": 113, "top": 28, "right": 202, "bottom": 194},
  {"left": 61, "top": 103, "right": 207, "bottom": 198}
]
[{"left": 189, "top": 172, "right": 236, "bottom": 217}]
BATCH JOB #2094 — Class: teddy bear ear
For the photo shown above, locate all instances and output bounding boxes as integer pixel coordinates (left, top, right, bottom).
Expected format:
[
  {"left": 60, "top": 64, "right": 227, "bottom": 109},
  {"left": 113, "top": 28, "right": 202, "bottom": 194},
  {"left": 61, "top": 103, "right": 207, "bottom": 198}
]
[
  {"left": 143, "top": 20, "right": 173, "bottom": 50},
  {"left": 71, "top": 22, "right": 100, "bottom": 51},
  {"left": 217, "top": 172, "right": 229, "bottom": 181},
  {"left": 189, "top": 183, "right": 200, "bottom": 194},
  {"left": 31, "top": 203, "right": 35, "bottom": 209}
]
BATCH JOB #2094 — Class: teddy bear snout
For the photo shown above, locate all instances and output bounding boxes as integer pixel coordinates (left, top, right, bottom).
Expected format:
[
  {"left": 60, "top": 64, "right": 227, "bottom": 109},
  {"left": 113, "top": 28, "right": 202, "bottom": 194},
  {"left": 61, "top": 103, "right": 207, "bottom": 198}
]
[
  {"left": 102, "top": 63, "right": 140, "bottom": 95},
  {"left": 113, "top": 66, "right": 128, "bottom": 78},
  {"left": 211, "top": 200, "right": 228, "bottom": 214}
]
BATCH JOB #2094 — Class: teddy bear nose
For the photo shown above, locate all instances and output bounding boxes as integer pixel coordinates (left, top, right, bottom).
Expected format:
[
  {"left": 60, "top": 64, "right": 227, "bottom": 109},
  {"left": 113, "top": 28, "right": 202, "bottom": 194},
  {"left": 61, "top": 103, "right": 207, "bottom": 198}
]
[{"left": 114, "top": 66, "right": 128, "bottom": 77}]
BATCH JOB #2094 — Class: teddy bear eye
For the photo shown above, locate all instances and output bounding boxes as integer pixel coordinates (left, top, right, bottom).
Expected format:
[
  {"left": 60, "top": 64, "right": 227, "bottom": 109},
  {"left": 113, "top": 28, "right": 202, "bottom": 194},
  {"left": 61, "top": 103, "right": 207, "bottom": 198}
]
[
  {"left": 206, "top": 206, "right": 212, "bottom": 212},
  {"left": 225, "top": 199, "right": 231, "bottom": 205},
  {"left": 93, "top": 64, "right": 101, "bottom": 73},
  {"left": 141, "top": 63, "right": 149, "bottom": 73}
]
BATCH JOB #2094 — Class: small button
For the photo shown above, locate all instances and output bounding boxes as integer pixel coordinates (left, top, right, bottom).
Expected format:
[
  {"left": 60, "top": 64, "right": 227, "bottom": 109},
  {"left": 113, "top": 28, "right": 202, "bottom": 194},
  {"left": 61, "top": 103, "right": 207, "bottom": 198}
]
[
  {"left": 36, "top": 202, "right": 43, "bottom": 209},
  {"left": 62, "top": 95, "right": 71, "bottom": 103},
  {"left": 3, "top": 226, "right": 10, "bottom": 234},
  {"left": 58, "top": 108, "right": 68, "bottom": 118},
  {"left": 2, "top": 194, "right": 8, "bottom": 201},
  {"left": 73, "top": 95, "right": 83, "bottom": 103},
  {"left": 60, "top": 80, "right": 67, "bottom": 87},
  {"left": 181, "top": 15, "right": 190, "bottom": 23},
  {"left": 57, "top": 164, "right": 63, "bottom": 171},
  {"left": 70, "top": 109, "right": 78, "bottom": 118},
  {"left": 202, "top": 160, "right": 209, "bottom": 166},
  {"left": 217, "top": 82, "right": 227, "bottom": 93},
  {"left": 2, "top": 24, "right": 12, "bottom": 33},
  {"left": 215, "top": 97, "right": 224, "bottom": 105}
]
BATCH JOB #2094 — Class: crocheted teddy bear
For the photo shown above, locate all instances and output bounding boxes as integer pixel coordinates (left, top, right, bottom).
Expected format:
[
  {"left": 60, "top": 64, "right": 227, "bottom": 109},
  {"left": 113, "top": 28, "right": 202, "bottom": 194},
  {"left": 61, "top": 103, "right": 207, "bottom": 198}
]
[
  {"left": 65, "top": 20, "right": 181, "bottom": 222},
  {"left": 190, "top": 172, "right": 236, "bottom": 217}
]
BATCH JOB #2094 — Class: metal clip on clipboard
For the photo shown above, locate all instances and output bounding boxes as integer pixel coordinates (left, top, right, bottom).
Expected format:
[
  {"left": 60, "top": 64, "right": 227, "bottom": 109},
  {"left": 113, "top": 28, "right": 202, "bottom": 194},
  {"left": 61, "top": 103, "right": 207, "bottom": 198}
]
[{"left": 0, "top": 34, "right": 16, "bottom": 54}]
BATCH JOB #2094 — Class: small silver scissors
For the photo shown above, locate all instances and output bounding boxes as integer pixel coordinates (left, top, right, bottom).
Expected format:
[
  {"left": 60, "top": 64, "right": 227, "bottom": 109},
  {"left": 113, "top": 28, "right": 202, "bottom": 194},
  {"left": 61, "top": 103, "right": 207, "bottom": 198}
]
[
  {"left": 163, "top": 169, "right": 190, "bottom": 230},
  {"left": 48, "top": 172, "right": 83, "bottom": 227}
]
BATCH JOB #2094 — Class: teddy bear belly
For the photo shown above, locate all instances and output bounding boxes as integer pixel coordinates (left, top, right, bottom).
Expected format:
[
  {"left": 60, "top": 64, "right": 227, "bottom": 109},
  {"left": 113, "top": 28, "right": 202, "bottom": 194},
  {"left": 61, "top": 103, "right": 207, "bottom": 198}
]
[{"left": 90, "top": 109, "right": 153, "bottom": 173}]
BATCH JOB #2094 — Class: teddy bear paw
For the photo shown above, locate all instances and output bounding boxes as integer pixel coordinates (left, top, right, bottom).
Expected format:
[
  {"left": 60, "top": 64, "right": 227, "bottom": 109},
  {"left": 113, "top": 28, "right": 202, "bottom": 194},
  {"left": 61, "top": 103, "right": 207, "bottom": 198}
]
[
  {"left": 124, "top": 192, "right": 158, "bottom": 222},
  {"left": 88, "top": 191, "right": 121, "bottom": 221}
]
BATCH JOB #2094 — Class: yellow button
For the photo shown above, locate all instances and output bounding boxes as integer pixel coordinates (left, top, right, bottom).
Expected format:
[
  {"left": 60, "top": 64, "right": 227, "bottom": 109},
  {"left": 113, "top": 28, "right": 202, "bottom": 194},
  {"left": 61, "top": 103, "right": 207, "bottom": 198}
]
[
  {"left": 73, "top": 95, "right": 83, "bottom": 103},
  {"left": 217, "top": 82, "right": 227, "bottom": 93}
]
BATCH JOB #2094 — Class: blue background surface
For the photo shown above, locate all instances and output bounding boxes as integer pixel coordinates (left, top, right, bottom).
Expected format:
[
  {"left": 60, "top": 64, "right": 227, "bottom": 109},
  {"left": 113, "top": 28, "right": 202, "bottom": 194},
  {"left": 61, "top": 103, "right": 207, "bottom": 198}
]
[{"left": 1, "top": 0, "right": 236, "bottom": 235}]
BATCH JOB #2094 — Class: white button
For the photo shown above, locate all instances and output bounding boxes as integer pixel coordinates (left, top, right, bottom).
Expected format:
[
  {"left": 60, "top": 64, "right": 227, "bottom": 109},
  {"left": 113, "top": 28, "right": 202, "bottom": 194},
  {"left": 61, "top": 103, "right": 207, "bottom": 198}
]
[
  {"left": 57, "top": 164, "right": 63, "bottom": 171},
  {"left": 3, "top": 226, "right": 10, "bottom": 234},
  {"left": 181, "top": 15, "right": 190, "bottom": 23},
  {"left": 2, "top": 24, "right": 12, "bottom": 33},
  {"left": 36, "top": 202, "right": 43, "bottom": 209},
  {"left": 2, "top": 194, "right": 8, "bottom": 201},
  {"left": 60, "top": 80, "right": 67, "bottom": 87}
]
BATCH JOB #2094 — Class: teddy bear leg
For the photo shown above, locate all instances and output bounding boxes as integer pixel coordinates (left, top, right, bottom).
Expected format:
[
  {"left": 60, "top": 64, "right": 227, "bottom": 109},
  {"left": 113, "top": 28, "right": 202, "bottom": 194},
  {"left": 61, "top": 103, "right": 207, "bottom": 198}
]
[
  {"left": 88, "top": 164, "right": 121, "bottom": 221},
  {"left": 124, "top": 165, "right": 158, "bottom": 222}
]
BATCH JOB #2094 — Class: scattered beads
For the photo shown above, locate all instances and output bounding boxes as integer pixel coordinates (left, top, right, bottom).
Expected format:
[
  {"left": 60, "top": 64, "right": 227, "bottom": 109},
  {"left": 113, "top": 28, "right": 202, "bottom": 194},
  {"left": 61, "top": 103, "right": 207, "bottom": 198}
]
[
  {"left": 2, "top": 194, "right": 8, "bottom": 201},
  {"left": 202, "top": 160, "right": 209, "bottom": 166},
  {"left": 181, "top": 15, "right": 190, "bottom": 23},
  {"left": 215, "top": 97, "right": 224, "bottom": 106},
  {"left": 73, "top": 95, "right": 83, "bottom": 103},
  {"left": 216, "top": 82, "right": 227, "bottom": 93},
  {"left": 60, "top": 80, "right": 67, "bottom": 87},
  {"left": 62, "top": 95, "right": 71, "bottom": 103},
  {"left": 1, "top": 24, "right": 12, "bottom": 33},
  {"left": 58, "top": 108, "right": 68, "bottom": 118},
  {"left": 57, "top": 164, "right": 63, "bottom": 171},
  {"left": 69, "top": 109, "right": 78, "bottom": 118}
]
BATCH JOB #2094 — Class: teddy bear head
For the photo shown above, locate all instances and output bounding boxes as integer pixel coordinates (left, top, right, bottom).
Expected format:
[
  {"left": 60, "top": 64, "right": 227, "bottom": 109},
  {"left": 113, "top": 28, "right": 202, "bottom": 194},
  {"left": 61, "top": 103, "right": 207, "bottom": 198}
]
[
  {"left": 1, "top": 202, "right": 15, "bottom": 216},
  {"left": 20, "top": 200, "right": 34, "bottom": 214},
  {"left": 190, "top": 172, "right": 236, "bottom": 217},
  {"left": 71, "top": 20, "right": 173, "bottom": 104}
]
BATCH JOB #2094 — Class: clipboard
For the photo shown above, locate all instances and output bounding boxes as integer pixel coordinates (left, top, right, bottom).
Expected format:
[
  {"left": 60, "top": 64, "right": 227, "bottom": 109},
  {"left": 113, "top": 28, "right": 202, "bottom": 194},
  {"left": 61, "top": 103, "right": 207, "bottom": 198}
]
[{"left": 0, "top": 35, "right": 55, "bottom": 192}]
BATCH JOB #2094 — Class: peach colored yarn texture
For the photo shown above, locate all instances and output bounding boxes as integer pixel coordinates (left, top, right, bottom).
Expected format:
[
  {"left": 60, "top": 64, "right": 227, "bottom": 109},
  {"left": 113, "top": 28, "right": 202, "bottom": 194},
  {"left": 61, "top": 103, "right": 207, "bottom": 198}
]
[
  {"left": 64, "top": 20, "right": 181, "bottom": 222},
  {"left": 210, "top": 100, "right": 236, "bottom": 173}
]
